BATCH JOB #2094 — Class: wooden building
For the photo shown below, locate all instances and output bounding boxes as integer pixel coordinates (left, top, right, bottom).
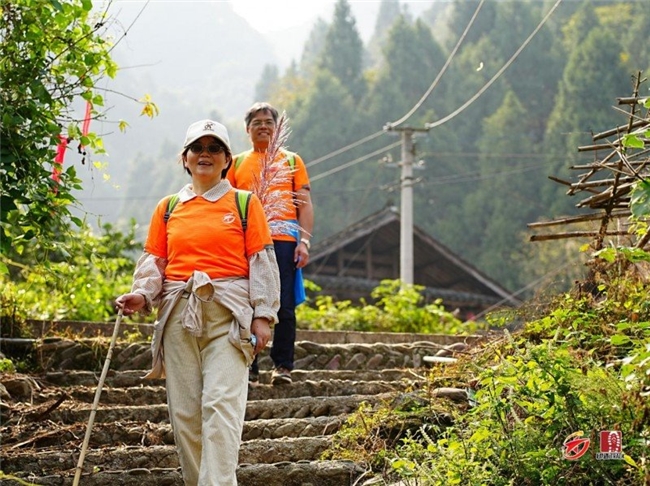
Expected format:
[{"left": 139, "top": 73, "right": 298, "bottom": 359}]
[{"left": 304, "top": 206, "right": 520, "bottom": 319}]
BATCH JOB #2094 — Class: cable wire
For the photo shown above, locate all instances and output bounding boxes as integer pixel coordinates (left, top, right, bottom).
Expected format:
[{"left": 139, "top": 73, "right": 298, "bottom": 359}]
[
  {"left": 306, "top": 0, "right": 485, "bottom": 167},
  {"left": 388, "top": 0, "right": 485, "bottom": 128},
  {"left": 306, "top": 131, "right": 385, "bottom": 168},
  {"left": 426, "top": 0, "right": 564, "bottom": 130},
  {"left": 310, "top": 142, "right": 401, "bottom": 182},
  {"left": 309, "top": 0, "right": 562, "bottom": 183}
]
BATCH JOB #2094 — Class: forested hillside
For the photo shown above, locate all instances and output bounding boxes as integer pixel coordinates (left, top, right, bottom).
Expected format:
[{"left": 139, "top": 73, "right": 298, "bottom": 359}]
[{"left": 119, "top": 0, "right": 650, "bottom": 297}]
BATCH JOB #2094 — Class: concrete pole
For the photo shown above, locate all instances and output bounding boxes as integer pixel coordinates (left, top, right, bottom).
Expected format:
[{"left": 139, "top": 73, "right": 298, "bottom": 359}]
[{"left": 400, "top": 129, "right": 414, "bottom": 285}]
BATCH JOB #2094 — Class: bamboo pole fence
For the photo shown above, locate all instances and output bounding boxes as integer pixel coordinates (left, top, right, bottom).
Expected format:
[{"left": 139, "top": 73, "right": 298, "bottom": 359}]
[{"left": 529, "top": 73, "right": 650, "bottom": 251}]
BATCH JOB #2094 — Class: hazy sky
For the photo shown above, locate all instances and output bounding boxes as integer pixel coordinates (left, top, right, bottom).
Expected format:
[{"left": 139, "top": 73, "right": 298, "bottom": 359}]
[{"left": 231, "top": 0, "right": 334, "bottom": 33}]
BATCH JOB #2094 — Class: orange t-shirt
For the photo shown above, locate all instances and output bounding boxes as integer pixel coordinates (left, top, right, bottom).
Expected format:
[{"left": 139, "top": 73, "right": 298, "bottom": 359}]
[
  {"left": 227, "top": 150, "right": 310, "bottom": 242},
  {"left": 145, "top": 189, "right": 272, "bottom": 281}
]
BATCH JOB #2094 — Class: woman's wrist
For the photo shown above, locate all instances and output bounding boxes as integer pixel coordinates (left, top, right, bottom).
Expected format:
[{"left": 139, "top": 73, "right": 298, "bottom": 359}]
[{"left": 252, "top": 316, "right": 271, "bottom": 326}]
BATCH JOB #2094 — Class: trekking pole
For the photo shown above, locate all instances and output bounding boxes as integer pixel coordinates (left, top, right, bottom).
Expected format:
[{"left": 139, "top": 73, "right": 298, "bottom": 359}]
[{"left": 73, "top": 308, "right": 124, "bottom": 486}]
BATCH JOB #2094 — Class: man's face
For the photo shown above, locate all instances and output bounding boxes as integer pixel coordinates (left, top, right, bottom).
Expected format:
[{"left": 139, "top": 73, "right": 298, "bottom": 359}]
[{"left": 247, "top": 110, "right": 276, "bottom": 148}]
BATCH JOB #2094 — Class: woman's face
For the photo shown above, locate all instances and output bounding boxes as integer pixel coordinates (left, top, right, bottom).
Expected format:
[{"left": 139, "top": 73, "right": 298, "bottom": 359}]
[{"left": 183, "top": 135, "right": 230, "bottom": 184}]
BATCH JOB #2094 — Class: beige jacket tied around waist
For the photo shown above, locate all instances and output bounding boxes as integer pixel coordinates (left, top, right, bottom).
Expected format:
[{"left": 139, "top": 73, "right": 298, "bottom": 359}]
[{"left": 144, "top": 271, "right": 258, "bottom": 379}]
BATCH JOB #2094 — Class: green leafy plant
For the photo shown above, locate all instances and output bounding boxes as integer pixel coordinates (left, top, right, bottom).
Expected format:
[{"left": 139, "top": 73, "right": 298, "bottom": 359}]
[
  {"left": 1, "top": 221, "right": 139, "bottom": 326},
  {"left": 0, "top": 0, "right": 158, "bottom": 267},
  {"left": 0, "top": 472, "right": 38, "bottom": 486},
  {"left": 297, "top": 279, "right": 484, "bottom": 334},
  {"left": 326, "top": 273, "right": 649, "bottom": 485},
  {"left": 0, "top": 358, "right": 16, "bottom": 373}
]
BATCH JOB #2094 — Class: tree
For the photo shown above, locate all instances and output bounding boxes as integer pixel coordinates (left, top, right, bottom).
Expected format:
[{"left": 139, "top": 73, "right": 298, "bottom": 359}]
[
  {"left": 0, "top": 0, "right": 155, "bottom": 271},
  {"left": 444, "top": 0, "right": 497, "bottom": 52},
  {"left": 494, "top": 1, "right": 563, "bottom": 142},
  {"left": 434, "top": 91, "right": 542, "bottom": 291},
  {"left": 366, "top": 0, "right": 403, "bottom": 68},
  {"left": 366, "top": 17, "right": 447, "bottom": 125},
  {"left": 543, "top": 27, "right": 630, "bottom": 216},
  {"left": 300, "top": 18, "right": 329, "bottom": 77},
  {"left": 254, "top": 64, "right": 280, "bottom": 102},
  {"left": 318, "top": 0, "right": 366, "bottom": 102}
]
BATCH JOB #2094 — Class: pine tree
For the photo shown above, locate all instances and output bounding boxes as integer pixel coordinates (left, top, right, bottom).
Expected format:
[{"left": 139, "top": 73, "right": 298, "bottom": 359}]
[
  {"left": 543, "top": 27, "right": 630, "bottom": 217},
  {"left": 254, "top": 64, "right": 279, "bottom": 102},
  {"left": 318, "top": 0, "right": 366, "bottom": 101},
  {"left": 367, "top": 0, "right": 402, "bottom": 68}
]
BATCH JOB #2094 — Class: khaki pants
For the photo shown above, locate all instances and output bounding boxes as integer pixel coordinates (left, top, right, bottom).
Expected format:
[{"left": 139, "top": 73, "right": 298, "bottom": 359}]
[{"left": 163, "top": 298, "right": 248, "bottom": 486}]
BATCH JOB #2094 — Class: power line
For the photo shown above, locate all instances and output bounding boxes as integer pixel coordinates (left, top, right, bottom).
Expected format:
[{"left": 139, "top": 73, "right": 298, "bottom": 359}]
[
  {"left": 310, "top": 142, "right": 401, "bottom": 182},
  {"left": 419, "top": 162, "right": 550, "bottom": 186},
  {"left": 308, "top": 0, "right": 564, "bottom": 184},
  {"left": 425, "top": 0, "right": 564, "bottom": 130},
  {"left": 306, "top": 1, "right": 485, "bottom": 168},
  {"left": 387, "top": 0, "right": 485, "bottom": 128},
  {"left": 76, "top": 154, "right": 561, "bottom": 203},
  {"left": 306, "top": 131, "right": 384, "bottom": 169}
]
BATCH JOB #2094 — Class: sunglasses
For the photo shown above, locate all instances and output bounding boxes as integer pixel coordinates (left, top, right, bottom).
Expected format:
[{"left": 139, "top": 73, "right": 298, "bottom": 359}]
[{"left": 188, "top": 143, "right": 225, "bottom": 155}]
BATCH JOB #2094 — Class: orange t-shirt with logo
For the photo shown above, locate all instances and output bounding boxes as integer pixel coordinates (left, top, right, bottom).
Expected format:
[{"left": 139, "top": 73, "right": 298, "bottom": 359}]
[
  {"left": 145, "top": 190, "right": 272, "bottom": 281},
  {"left": 227, "top": 150, "right": 310, "bottom": 242}
]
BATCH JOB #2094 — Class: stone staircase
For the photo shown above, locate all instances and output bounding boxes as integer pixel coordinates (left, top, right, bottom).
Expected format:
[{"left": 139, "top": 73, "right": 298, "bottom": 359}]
[{"left": 1, "top": 327, "right": 478, "bottom": 485}]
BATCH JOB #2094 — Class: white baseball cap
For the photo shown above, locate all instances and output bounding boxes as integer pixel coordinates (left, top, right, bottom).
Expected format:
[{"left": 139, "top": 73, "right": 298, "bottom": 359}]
[{"left": 183, "top": 119, "right": 231, "bottom": 151}]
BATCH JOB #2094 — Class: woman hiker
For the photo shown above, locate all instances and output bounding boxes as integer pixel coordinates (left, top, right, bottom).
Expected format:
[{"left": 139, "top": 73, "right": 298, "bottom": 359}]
[{"left": 116, "top": 119, "right": 280, "bottom": 485}]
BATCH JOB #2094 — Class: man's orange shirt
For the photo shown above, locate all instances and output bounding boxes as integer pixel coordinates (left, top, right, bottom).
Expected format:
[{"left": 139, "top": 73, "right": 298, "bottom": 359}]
[
  {"left": 227, "top": 150, "right": 310, "bottom": 242},
  {"left": 145, "top": 190, "right": 272, "bottom": 281}
]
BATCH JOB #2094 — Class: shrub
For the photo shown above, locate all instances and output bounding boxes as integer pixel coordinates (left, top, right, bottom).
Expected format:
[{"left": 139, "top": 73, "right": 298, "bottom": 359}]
[{"left": 297, "top": 279, "right": 487, "bottom": 335}]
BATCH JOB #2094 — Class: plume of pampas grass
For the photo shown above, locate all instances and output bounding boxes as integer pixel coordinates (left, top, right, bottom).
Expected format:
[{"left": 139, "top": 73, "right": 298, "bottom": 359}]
[{"left": 251, "top": 112, "right": 307, "bottom": 238}]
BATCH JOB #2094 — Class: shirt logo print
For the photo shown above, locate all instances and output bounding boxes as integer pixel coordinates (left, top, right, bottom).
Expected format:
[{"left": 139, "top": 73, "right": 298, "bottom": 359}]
[{"left": 223, "top": 213, "right": 236, "bottom": 224}]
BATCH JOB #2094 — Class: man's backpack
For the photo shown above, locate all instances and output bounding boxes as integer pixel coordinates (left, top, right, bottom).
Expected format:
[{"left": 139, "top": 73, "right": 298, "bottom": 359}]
[{"left": 163, "top": 190, "right": 253, "bottom": 231}]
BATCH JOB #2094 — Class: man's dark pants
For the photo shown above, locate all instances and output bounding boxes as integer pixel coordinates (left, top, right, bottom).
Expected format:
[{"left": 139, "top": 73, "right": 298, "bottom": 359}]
[{"left": 251, "top": 240, "right": 296, "bottom": 374}]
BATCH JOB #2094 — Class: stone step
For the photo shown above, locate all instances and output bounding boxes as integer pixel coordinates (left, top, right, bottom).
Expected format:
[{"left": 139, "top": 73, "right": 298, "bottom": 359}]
[
  {"left": 3, "top": 393, "right": 394, "bottom": 427},
  {"left": 3, "top": 459, "right": 365, "bottom": 486},
  {"left": 2, "top": 436, "right": 334, "bottom": 475},
  {"left": 31, "top": 338, "right": 452, "bottom": 372},
  {"left": 38, "top": 368, "right": 422, "bottom": 387},
  {"left": 22, "top": 321, "right": 481, "bottom": 346},
  {"left": 2, "top": 416, "right": 345, "bottom": 452},
  {"left": 0, "top": 326, "right": 473, "bottom": 486},
  {"left": 23, "top": 378, "right": 411, "bottom": 407}
]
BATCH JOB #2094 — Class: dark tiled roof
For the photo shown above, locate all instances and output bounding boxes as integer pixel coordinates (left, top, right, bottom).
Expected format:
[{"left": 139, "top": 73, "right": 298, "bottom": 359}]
[{"left": 306, "top": 206, "right": 520, "bottom": 308}]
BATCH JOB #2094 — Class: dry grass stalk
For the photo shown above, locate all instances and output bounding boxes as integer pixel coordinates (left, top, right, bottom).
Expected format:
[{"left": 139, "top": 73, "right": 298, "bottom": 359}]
[{"left": 250, "top": 112, "right": 304, "bottom": 238}]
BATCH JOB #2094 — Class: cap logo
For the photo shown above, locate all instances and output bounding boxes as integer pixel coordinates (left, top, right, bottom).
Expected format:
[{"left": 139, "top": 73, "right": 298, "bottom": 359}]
[{"left": 203, "top": 122, "right": 215, "bottom": 131}]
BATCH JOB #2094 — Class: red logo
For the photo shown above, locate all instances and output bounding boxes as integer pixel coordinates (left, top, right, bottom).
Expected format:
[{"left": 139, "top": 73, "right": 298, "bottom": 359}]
[
  {"left": 563, "top": 432, "right": 591, "bottom": 460},
  {"left": 599, "top": 431, "right": 622, "bottom": 453},
  {"left": 597, "top": 430, "right": 623, "bottom": 460}
]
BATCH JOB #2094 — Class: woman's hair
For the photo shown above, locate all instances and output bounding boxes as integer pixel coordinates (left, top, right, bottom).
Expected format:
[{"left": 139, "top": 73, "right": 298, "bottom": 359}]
[
  {"left": 179, "top": 138, "right": 233, "bottom": 178},
  {"left": 245, "top": 102, "right": 279, "bottom": 128}
]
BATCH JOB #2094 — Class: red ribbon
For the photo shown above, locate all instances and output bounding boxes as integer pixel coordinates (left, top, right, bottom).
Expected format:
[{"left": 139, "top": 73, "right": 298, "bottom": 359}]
[
  {"left": 52, "top": 135, "right": 69, "bottom": 184},
  {"left": 51, "top": 100, "right": 92, "bottom": 187}
]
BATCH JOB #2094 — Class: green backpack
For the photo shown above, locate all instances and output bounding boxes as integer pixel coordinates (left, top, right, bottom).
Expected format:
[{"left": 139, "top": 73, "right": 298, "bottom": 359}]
[{"left": 163, "top": 190, "right": 253, "bottom": 231}]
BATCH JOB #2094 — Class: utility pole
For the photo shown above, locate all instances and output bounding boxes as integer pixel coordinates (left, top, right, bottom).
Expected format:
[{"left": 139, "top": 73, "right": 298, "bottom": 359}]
[{"left": 384, "top": 125, "right": 429, "bottom": 285}]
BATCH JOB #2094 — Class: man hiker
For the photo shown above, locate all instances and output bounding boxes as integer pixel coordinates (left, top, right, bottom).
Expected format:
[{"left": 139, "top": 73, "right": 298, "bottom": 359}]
[{"left": 227, "top": 102, "right": 314, "bottom": 385}]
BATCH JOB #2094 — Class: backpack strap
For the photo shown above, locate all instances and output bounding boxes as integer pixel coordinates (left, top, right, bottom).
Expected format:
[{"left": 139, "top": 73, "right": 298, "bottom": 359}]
[
  {"left": 235, "top": 190, "right": 252, "bottom": 231},
  {"left": 163, "top": 194, "right": 180, "bottom": 223},
  {"left": 163, "top": 192, "right": 251, "bottom": 231},
  {"left": 284, "top": 150, "right": 296, "bottom": 171}
]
